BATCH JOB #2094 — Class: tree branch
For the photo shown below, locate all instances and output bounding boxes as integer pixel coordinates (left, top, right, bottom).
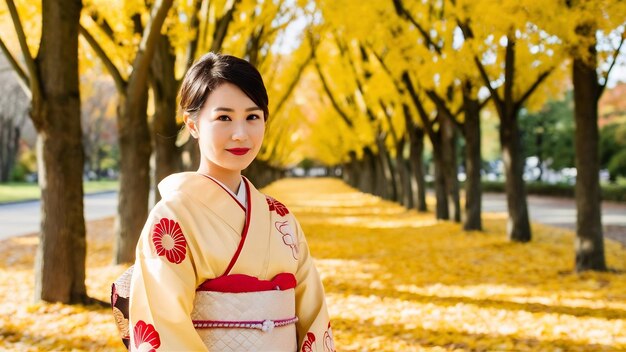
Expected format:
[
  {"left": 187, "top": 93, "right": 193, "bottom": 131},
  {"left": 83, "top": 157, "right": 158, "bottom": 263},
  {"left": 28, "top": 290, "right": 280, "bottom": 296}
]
[
  {"left": 0, "top": 37, "right": 30, "bottom": 96},
  {"left": 515, "top": 67, "right": 553, "bottom": 112},
  {"left": 6, "top": 0, "right": 40, "bottom": 99},
  {"left": 392, "top": 0, "right": 442, "bottom": 55},
  {"left": 184, "top": 0, "right": 204, "bottom": 70},
  {"left": 88, "top": 12, "right": 116, "bottom": 43},
  {"left": 457, "top": 18, "right": 504, "bottom": 114},
  {"left": 380, "top": 99, "right": 399, "bottom": 146},
  {"left": 211, "top": 0, "right": 241, "bottom": 52},
  {"left": 599, "top": 30, "right": 626, "bottom": 98},
  {"left": 313, "top": 57, "right": 354, "bottom": 128},
  {"left": 402, "top": 71, "right": 436, "bottom": 142},
  {"left": 271, "top": 49, "right": 314, "bottom": 117},
  {"left": 425, "top": 89, "right": 463, "bottom": 130},
  {"left": 79, "top": 24, "right": 127, "bottom": 93},
  {"left": 129, "top": 0, "right": 174, "bottom": 98},
  {"left": 473, "top": 55, "right": 503, "bottom": 115}
]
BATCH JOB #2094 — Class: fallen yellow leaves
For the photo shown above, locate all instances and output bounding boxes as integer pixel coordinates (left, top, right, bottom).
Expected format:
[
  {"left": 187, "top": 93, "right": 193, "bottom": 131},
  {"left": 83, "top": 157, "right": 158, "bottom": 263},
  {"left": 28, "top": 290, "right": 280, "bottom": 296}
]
[
  {"left": 0, "top": 177, "right": 624, "bottom": 351},
  {"left": 264, "top": 178, "right": 626, "bottom": 351}
]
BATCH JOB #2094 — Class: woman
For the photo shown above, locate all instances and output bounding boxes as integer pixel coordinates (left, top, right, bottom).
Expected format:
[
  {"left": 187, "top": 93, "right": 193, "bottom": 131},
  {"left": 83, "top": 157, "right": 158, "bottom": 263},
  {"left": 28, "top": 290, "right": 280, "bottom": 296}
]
[{"left": 111, "top": 53, "right": 335, "bottom": 352}]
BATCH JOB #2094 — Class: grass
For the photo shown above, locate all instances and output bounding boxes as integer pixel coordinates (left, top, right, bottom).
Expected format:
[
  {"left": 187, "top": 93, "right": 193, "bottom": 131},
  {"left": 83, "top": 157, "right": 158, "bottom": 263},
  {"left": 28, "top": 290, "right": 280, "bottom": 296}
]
[
  {"left": 0, "top": 178, "right": 625, "bottom": 351},
  {"left": 0, "top": 180, "right": 119, "bottom": 203}
]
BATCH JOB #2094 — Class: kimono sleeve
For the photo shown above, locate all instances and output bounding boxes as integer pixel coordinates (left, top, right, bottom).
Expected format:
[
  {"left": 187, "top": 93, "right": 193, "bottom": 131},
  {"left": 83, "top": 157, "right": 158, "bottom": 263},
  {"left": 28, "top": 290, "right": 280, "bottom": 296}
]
[
  {"left": 292, "top": 216, "right": 336, "bottom": 352},
  {"left": 128, "top": 201, "right": 207, "bottom": 351}
]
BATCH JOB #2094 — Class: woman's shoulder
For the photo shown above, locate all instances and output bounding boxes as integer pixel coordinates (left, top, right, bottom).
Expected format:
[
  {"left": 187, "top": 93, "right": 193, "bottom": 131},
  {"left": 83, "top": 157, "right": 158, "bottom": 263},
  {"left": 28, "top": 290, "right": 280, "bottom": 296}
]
[{"left": 263, "top": 193, "right": 292, "bottom": 218}]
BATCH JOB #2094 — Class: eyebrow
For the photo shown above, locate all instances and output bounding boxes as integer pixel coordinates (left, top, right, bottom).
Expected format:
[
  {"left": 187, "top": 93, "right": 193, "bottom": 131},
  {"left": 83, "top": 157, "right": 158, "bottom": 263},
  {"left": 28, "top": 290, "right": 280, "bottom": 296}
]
[{"left": 213, "top": 107, "right": 262, "bottom": 112}]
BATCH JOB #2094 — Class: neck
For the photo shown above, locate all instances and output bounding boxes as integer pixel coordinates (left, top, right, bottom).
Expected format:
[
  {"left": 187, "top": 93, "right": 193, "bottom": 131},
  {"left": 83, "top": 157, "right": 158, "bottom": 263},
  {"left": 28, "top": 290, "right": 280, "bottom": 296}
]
[{"left": 197, "top": 164, "right": 241, "bottom": 194}]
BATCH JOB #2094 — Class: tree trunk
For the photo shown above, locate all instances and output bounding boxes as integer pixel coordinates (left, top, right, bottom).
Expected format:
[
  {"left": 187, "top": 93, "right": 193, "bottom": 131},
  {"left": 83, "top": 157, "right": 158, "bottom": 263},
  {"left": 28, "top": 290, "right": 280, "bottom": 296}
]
[
  {"left": 572, "top": 26, "right": 606, "bottom": 271},
  {"left": 500, "top": 114, "right": 531, "bottom": 242},
  {"left": 343, "top": 151, "right": 358, "bottom": 187},
  {"left": 462, "top": 83, "right": 482, "bottom": 231},
  {"left": 0, "top": 119, "right": 20, "bottom": 182},
  {"left": 396, "top": 137, "right": 411, "bottom": 208},
  {"left": 376, "top": 135, "right": 397, "bottom": 201},
  {"left": 411, "top": 128, "right": 427, "bottom": 212},
  {"left": 114, "top": 91, "right": 152, "bottom": 264},
  {"left": 441, "top": 114, "right": 461, "bottom": 222},
  {"left": 34, "top": 0, "right": 88, "bottom": 303},
  {"left": 359, "top": 147, "right": 376, "bottom": 194},
  {"left": 433, "top": 147, "right": 449, "bottom": 220},
  {"left": 404, "top": 105, "right": 427, "bottom": 212},
  {"left": 152, "top": 33, "right": 181, "bottom": 204}
]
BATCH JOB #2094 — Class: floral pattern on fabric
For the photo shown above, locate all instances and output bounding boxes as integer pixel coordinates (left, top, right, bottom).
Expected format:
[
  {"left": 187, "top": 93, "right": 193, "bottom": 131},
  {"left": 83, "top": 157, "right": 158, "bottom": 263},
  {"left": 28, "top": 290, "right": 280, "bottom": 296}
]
[
  {"left": 302, "top": 332, "right": 316, "bottom": 352},
  {"left": 266, "top": 195, "right": 290, "bottom": 216},
  {"left": 323, "top": 322, "right": 336, "bottom": 352},
  {"left": 133, "top": 320, "right": 161, "bottom": 351},
  {"left": 275, "top": 220, "right": 299, "bottom": 260},
  {"left": 152, "top": 218, "right": 187, "bottom": 264}
]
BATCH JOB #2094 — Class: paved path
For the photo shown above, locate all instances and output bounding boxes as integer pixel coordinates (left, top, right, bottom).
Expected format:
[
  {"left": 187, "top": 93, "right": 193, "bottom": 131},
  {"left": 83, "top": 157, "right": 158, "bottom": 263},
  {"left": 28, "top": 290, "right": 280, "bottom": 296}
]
[
  {"left": 0, "top": 191, "right": 118, "bottom": 240},
  {"left": 483, "top": 193, "right": 626, "bottom": 246},
  {"left": 1, "top": 191, "right": 625, "bottom": 245}
]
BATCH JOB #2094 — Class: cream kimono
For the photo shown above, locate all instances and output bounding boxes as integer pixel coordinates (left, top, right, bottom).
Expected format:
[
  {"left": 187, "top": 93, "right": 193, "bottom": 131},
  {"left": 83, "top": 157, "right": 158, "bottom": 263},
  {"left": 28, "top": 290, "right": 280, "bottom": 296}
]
[{"left": 111, "top": 172, "right": 334, "bottom": 352}]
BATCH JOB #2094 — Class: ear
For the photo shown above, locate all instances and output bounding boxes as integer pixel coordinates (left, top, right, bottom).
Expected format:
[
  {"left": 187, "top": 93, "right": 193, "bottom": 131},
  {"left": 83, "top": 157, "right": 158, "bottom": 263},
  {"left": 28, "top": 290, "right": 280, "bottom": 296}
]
[{"left": 183, "top": 113, "right": 199, "bottom": 139}]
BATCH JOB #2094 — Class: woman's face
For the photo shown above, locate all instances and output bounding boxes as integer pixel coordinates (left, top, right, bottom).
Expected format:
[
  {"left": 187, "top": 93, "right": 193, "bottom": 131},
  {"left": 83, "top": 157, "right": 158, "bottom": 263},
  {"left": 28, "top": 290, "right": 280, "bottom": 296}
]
[{"left": 186, "top": 82, "right": 265, "bottom": 176}]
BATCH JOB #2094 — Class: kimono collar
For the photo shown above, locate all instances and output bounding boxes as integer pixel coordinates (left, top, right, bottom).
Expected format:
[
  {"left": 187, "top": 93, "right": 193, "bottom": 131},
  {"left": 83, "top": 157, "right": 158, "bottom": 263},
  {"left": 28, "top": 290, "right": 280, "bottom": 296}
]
[
  {"left": 201, "top": 174, "right": 247, "bottom": 208},
  {"left": 158, "top": 172, "right": 248, "bottom": 233}
]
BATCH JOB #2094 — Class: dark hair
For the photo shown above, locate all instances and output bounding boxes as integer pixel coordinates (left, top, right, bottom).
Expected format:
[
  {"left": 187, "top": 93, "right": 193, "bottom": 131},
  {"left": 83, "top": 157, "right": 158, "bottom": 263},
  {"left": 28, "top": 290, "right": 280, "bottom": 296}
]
[{"left": 179, "top": 52, "right": 269, "bottom": 121}]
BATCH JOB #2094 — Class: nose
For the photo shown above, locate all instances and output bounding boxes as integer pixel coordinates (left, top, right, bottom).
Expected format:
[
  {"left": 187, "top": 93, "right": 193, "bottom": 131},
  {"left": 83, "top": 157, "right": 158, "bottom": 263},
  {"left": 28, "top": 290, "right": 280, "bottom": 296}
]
[{"left": 232, "top": 120, "right": 249, "bottom": 141}]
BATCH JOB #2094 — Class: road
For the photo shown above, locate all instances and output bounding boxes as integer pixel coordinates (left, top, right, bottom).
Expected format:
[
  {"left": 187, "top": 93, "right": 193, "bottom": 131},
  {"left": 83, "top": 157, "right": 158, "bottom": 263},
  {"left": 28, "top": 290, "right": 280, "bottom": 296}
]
[
  {"left": 482, "top": 193, "right": 626, "bottom": 245},
  {"left": 1, "top": 191, "right": 625, "bottom": 244},
  {"left": 0, "top": 191, "right": 118, "bottom": 240}
]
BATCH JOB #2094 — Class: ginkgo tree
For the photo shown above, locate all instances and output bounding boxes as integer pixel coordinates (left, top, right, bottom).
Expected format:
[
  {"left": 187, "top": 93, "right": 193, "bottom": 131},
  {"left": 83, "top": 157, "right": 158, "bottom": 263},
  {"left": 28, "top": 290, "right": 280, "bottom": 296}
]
[
  {"left": 0, "top": 0, "right": 90, "bottom": 304},
  {"left": 539, "top": 0, "right": 626, "bottom": 271},
  {"left": 80, "top": 0, "right": 174, "bottom": 264}
]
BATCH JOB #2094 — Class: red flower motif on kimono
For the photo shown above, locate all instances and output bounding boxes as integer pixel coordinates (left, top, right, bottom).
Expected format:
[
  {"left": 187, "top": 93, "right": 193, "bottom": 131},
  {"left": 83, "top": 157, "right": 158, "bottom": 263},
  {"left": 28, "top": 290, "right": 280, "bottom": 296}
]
[
  {"left": 302, "top": 332, "right": 316, "bottom": 352},
  {"left": 266, "top": 195, "right": 290, "bottom": 216},
  {"left": 323, "top": 322, "right": 336, "bottom": 352},
  {"left": 133, "top": 320, "right": 161, "bottom": 351},
  {"left": 152, "top": 218, "right": 187, "bottom": 264},
  {"left": 275, "top": 220, "right": 298, "bottom": 260}
]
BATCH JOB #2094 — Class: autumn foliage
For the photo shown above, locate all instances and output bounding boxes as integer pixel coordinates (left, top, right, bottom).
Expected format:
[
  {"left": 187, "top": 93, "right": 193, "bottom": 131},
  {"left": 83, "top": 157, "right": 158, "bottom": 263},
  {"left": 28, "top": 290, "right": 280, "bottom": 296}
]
[{"left": 1, "top": 178, "right": 625, "bottom": 351}]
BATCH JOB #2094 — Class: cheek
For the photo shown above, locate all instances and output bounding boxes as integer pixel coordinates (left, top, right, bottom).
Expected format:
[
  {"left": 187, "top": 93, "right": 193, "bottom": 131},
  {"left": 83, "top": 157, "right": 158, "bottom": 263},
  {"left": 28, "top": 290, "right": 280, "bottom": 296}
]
[{"left": 253, "top": 126, "right": 265, "bottom": 145}]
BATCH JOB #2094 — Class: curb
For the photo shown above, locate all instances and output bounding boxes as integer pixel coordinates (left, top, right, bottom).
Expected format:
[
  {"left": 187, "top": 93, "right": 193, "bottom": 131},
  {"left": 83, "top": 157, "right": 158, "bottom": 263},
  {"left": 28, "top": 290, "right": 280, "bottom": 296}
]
[{"left": 0, "top": 190, "right": 117, "bottom": 207}]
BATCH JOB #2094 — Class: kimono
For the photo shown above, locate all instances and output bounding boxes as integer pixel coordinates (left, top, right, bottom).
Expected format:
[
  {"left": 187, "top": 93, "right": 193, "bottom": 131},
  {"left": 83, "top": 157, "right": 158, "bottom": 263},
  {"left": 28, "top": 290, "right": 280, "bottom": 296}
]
[{"left": 110, "top": 172, "right": 335, "bottom": 352}]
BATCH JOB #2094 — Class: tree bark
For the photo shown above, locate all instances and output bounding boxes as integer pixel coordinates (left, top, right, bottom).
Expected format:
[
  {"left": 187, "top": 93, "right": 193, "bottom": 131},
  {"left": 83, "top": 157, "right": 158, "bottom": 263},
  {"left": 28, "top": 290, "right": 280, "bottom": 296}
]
[
  {"left": 410, "top": 127, "right": 427, "bottom": 212},
  {"left": 359, "top": 147, "right": 376, "bottom": 194},
  {"left": 462, "top": 83, "right": 482, "bottom": 230},
  {"left": 572, "top": 24, "right": 606, "bottom": 271},
  {"left": 114, "top": 90, "right": 152, "bottom": 264},
  {"left": 395, "top": 137, "right": 411, "bottom": 208},
  {"left": 151, "top": 33, "right": 181, "bottom": 204},
  {"left": 376, "top": 135, "right": 397, "bottom": 201},
  {"left": 441, "top": 113, "right": 461, "bottom": 222},
  {"left": 433, "top": 146, "right": 449, "bottom": 220},
  {"left": 114, "top": 0, "right": 174, "bottom": 264},
  {"left": 33, "top": 0, "right": 88, "bottom": 303},
  {"left": 500, "top": 114, "right": 531, "bottom": 242},
  {"left": 403, "top": 105, "right": 427, "bottom": 212},
  {"left": 0, "top": 118, "right": 21, "bottom": 182}
]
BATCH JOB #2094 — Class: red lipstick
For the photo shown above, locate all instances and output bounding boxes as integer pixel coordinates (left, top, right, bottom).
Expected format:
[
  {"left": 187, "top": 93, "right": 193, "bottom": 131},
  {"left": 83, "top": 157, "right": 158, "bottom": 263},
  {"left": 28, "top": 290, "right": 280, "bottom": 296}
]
[{"left": 226, "top": 148, "right": 250, "bottom": 156}]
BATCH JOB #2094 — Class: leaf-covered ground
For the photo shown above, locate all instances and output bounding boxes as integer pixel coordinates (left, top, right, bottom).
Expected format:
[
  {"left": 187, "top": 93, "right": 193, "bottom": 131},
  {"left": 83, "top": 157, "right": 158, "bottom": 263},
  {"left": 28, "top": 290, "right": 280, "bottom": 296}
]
[{"left": 1, "top": 178, "right": 625, "bottom": 351}]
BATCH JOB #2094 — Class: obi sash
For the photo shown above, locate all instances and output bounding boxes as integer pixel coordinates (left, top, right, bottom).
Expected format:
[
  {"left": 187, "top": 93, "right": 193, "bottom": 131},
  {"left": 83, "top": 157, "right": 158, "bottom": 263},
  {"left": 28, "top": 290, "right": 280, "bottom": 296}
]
[
  {"left": 111, "top": 268, "right": 298, "bottom": 351},
  {"left": 191, "top": 273, "right": 298, "bottom": 351}
]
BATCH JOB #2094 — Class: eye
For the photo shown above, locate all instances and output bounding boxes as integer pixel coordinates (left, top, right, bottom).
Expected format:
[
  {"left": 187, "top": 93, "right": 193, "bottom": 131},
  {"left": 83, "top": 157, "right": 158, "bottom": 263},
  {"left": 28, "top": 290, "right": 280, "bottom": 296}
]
[
  {"left": 247, "top": 114, "right": 261, "bottom": 120},
  {"left": 217, "top": 115, "right": 231, "bottom": 121}
]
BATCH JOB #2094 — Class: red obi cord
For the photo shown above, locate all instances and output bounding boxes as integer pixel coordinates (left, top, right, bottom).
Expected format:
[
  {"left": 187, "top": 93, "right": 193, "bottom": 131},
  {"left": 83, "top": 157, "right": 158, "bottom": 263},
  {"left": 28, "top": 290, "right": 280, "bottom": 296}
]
[{"left": 196, "top": 273, "right": 296, "bottom": 293}]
